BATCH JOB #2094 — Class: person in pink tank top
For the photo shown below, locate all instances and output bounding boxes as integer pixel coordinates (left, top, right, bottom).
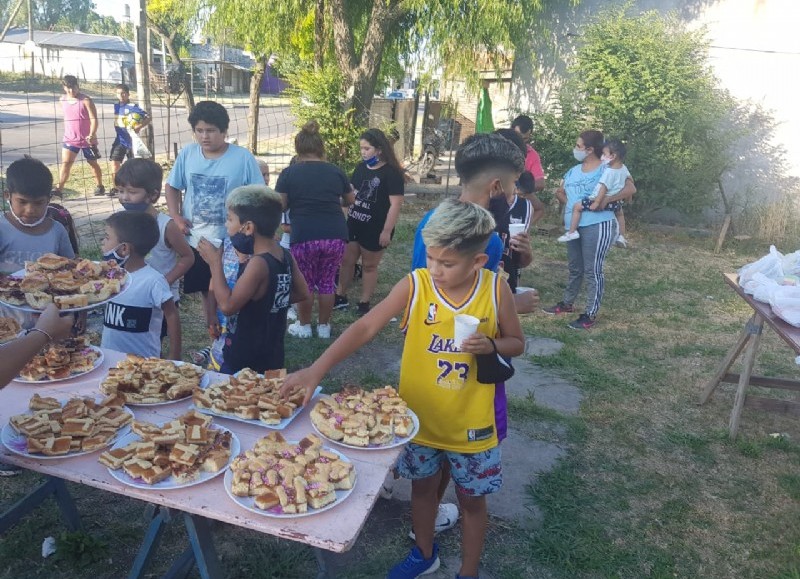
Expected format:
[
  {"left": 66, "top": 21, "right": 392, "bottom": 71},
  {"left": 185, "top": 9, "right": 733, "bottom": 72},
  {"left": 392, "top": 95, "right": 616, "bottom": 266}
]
[{"left": 56, "top": 75, "right": 105, "bottom": 197}]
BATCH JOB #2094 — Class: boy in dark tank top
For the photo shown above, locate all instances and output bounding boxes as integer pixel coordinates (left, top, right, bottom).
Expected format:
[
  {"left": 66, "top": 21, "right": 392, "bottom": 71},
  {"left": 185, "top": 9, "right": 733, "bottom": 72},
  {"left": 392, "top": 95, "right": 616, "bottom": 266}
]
[{"left": 196, "top": 185, "right": 310, "bottom": 373}]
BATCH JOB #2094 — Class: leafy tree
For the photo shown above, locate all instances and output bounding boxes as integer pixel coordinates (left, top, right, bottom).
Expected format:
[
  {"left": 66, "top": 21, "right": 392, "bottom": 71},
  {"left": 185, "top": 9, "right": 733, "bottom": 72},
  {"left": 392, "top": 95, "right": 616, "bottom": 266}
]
[
  {"left": 147, "top": 0, "right": 199, "bottom": 111},
  {"left": 204, "top": 0, "right": 305, "bottom": 152},
  {"left": 534, "top": 9, "right": 736, "bottom": 217},
  {"left": 1, "top": 0, "right": 94, "bottom": 31}
]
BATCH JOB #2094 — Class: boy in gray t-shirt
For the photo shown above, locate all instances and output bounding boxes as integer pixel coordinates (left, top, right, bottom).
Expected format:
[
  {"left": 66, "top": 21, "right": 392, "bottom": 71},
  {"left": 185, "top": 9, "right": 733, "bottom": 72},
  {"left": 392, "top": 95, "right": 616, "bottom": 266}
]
[{"left": 1, "top": 157, "right": 74, "bottom": 274}]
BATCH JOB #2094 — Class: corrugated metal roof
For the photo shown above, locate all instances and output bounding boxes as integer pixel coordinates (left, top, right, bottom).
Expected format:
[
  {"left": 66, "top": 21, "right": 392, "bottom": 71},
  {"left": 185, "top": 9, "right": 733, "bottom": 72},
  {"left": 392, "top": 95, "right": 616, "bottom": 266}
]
[{"left": 3, "top": 28, "right": 133, "bottom": 53}]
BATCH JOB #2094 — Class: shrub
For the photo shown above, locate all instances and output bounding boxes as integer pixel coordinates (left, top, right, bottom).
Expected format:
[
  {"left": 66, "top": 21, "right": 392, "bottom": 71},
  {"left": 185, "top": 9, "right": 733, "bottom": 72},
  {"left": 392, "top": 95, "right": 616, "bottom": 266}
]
[
  {"left": 285, "top": 64, "right": 365, "bottom": 174},
  {"left": 531, "top": 9, "right": 736, "bottom": 218}
]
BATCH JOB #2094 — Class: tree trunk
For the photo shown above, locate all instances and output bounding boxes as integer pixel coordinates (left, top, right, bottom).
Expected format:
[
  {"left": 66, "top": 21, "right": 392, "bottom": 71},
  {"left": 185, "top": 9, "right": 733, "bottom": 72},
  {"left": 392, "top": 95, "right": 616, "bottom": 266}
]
[
  {"left": 247, "top": 56, "right": 267, "bottom": 154},
  {"left": 314, "top": 0, "right": 324, "bottom": 70},
  {"left": 149, "top": 23, "right": 195, "bottom": 112},
  {"left": 329, "top": 0, "right": 401, "bottom": 124}
]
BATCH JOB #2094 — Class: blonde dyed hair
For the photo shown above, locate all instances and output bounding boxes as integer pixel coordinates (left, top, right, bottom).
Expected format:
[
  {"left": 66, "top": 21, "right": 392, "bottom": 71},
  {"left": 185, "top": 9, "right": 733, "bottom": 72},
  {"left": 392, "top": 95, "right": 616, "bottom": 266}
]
[
  {"left": 421, "top": 199, "right": 496, "bottom": 256},
  {"left": 226, "top": 185, "right": 283, "bottom": 236}
]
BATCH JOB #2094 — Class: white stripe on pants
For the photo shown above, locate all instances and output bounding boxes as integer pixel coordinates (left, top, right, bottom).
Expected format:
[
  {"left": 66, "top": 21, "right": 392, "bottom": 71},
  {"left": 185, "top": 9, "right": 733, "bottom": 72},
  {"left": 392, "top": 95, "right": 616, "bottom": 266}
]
[{"left": 563, "top": 219, "right": 618, "bottom": 318}]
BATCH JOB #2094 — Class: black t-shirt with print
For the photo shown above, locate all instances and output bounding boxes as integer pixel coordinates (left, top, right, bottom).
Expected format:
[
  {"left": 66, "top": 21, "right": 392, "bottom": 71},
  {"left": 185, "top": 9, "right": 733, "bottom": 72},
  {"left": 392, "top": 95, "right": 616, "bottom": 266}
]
[{"left": 347, "top": 162, "right": 404, "bottom": 234}]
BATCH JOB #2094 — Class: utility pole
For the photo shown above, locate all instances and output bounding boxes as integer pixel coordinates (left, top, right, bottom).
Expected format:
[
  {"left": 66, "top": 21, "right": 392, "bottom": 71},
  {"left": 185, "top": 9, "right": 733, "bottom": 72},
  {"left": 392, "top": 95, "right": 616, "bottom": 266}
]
[
  {"left": 27, "top": 0, "right": 34, "bottom": 76},
  {"left": 134, "top": 0, "right": 154, "bottom": 155}
]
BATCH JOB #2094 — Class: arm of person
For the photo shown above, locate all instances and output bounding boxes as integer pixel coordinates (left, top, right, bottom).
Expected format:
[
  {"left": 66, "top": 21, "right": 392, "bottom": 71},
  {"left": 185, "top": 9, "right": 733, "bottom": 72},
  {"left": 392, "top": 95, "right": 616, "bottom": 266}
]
[
  {"left": 510, "top": 231, "right": 533, "bottom": 268},
  {"left": 198, "top": 239, "right": 265, "bottom": 316},
  {"left": 164, "top": 183, "right": 191, "bottom": 234},
  {"left": 529, "top": 194, "right": 546, "bottom": 226},
  {"left": 610, "top": 176, "right": 636, "bottom": 203},
  {"left": 205, "top": 284, "right": 221, "bottom": 339},
  {"left": 84, "top": 97, "right": 99, "bottom": 144},
  {"left": 279, "top": 192, "right": 289, "bottom": 211},
  {"left": 555, "top": 179, "right": 566, "bottom": 205},
  {"left": 590, "top": 184, "right": 608, "bottom": 211},
  {"left": 133, "top": 108, "right": 151, "bottom": 132},
  {"left": 163, "top": 219, "right": 195, "bottom": 285},
  {"left": 379, "top": 195, "right": 404, "bottom": 248},
  {"left": 162, "top": 298, "right": 182, "bottom": 360},
  {"left": 289, "top": 255, "right": 311, "bottom": 305},
  {"left": 459, "top": 280, "right": 525, "bottom": 358},
  {"left": 0, "top": 305, "right": 74, "bottom": 388},
  {"left": 341, "top": 190, "right": 355, "bottom": 208},
  {"left": 281, "top": 276, "right": 410, "bottom": 404}
]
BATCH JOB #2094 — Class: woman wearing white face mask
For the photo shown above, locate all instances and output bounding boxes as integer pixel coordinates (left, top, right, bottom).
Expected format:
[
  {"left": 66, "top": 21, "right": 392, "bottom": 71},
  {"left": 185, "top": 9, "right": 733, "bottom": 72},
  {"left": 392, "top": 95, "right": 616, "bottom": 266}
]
[{"left": 542, "top": 130, "right": 636, "bottom": 330}]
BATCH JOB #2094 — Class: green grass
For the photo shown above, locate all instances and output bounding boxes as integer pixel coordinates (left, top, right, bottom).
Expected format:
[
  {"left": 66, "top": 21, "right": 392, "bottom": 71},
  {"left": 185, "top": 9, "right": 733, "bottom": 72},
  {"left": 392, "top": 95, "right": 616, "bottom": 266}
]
[{"left": 4, "top": 198, "right": 800, "bottom": 577}]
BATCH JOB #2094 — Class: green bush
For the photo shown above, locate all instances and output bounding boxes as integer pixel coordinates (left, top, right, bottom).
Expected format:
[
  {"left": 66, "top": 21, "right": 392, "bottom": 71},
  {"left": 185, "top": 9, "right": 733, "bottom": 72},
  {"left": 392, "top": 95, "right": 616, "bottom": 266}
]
[
  {"left": 285, "top": 64, "right": 365, "bottom": 174},
  {"left": 531, "top": 9, "right": 736, "bottom": 218}
]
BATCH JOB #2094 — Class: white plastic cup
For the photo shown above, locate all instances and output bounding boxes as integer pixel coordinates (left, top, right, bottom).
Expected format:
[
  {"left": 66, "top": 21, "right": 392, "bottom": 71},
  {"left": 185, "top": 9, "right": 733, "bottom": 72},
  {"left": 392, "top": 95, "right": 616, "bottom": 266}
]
[
  {"left": 516, "top": 286, "right": 537, "bottom": 294},
  {"left": 454, "top": 314, "right": 480, "bottom": 349},
  {"left": 508, "top": 223, "right": 526, "bottom": 237},
  {"left": 207, "top": 238, "right": 222, "bottom": 248}
]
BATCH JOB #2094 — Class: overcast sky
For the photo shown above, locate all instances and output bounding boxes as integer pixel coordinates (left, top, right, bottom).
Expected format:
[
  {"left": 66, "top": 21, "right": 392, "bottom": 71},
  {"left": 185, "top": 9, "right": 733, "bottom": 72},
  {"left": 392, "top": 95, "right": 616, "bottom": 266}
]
[{"left": 93, "top": 0, "right": 129, "bottom": 21}]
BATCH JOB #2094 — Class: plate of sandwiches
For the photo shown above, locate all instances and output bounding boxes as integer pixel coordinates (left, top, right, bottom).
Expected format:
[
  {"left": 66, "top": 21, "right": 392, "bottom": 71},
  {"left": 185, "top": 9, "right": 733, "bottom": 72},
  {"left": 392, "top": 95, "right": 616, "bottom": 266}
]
[
  {"left": 225, "top": 432, "right": 356, "bottom": 518},
  {"left": 100, "top": 356, "right": 207, "bottom": 405},
  {"left": 0, "top": 254, "right": 130, "bottom": 312},
  {"left": 192, "top": 368, "right": 320, "bottom": 430},
  {"left": 15, "top": 337, "right": 104, "bottom": 383},
  {"left": 2, "top": 393, "right": 133, "bottom": 459},
  {"left": 0, "top": 316, "right": 21, "bottom": 344},
  {"left": 100, "top": 410, "right": 239, "bottom": 489},
  {"left": 309, "top": 385, "right": 419, "bottom": 450}
]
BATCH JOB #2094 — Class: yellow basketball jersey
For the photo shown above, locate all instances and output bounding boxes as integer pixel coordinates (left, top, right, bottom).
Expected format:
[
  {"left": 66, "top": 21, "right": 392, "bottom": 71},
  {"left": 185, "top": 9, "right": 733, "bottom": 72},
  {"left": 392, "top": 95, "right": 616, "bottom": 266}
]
[{"left": 399, "top": 268, "right": 501, "bottom": 452}]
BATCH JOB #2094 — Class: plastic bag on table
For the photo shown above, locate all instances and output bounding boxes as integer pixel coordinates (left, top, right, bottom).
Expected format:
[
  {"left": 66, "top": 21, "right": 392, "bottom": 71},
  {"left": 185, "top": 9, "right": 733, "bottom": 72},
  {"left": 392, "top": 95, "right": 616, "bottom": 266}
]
[
  {"left": 750, "top": 273, "right": 780, "bottom": 303},
  {"left": 739, "top": 245, "right": 784, "bottom": 291},
  {"left": 769, "top": 286, "right": 800, "bottom": 327},
  {"left": 128, "top": 129, "right": 152, "bottom": 159},
  {"left": 781, "top": 250, "right": 800, "bottom": 277}
]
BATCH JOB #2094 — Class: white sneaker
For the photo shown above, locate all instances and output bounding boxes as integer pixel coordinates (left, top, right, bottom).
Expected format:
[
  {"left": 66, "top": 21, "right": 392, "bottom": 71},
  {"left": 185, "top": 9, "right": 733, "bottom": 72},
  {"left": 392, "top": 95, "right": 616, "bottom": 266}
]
[
  {"left": 317, "top": 324, "right": 331, "bottom": 339},
  {"left": 286, "top": 306, "right": 297, "bottom": 321},
  {"left": 287, "top": 322, "right": 312, "bottom": 338},
  {"left": 408, "top": 503, "right": 459, "bottom": 540},
  {"left": 615, "top": 234, "right": 628, "bottom": 248},
  {"left": 557, "top": 231, "right": 580, "bottom": 243}
]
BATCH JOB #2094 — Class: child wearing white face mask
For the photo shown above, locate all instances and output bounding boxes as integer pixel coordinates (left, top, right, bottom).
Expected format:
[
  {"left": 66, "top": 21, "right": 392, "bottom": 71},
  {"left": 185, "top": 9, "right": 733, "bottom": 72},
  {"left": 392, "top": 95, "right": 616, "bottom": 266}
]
[
  {"left": 0, "top": 157, "right": 74, "bottom": 274},
  {"left": 558, "top": 139, "right": 631, "bottom": 243}
]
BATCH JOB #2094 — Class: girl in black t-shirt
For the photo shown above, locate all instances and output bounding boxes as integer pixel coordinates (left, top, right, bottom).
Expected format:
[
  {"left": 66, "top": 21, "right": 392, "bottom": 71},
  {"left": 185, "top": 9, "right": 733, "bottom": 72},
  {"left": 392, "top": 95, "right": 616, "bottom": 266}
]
[{"left": 334, "top": 129, "right": 405, "bottom": 315}]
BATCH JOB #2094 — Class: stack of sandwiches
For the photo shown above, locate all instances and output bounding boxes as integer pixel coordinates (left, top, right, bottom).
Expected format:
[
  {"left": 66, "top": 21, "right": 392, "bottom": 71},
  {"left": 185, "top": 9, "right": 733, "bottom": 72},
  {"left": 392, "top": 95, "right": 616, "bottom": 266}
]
[
  {"left": 193, "top": 368, "right": 305, "bottom": 425},
  {"left": 310, "top": 385, "right": 414, "bottom": 447},
  {"left": 98, "top": 410, "right": 232, "bottom": 485},
  {"left": 0, "top": 254, "right": 126, "bottom": 310},
  {"left": 9, "top": 393, "right": 133, "bottom": 456},
  {"left": 230, "top": 432, "right": 355, "bottom": 514},
  {"left": 100, "top": 355, "right": 203, "bottom": 403},
  {"left": 17, "top": 335, "right": 100, "bottom": 381}
]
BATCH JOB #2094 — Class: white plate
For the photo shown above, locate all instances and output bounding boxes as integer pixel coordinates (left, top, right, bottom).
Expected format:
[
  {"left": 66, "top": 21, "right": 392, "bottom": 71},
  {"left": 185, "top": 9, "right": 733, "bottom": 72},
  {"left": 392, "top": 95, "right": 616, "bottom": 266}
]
[
  {"left": 194, "top": 382, "right": 321, "bottom": 430},
  {"left": 13, "top": 346, "right": 105, "bottom": 384},
  {"left": 111, "top": 361, "right": 209, "bottom": 406},
  {"left": 2, "top": 399, "right": 134, "bottom": 459},
  {"left": 223, "top": 445, "right": 356, "bottom": 518},
  {"left": 0, "top": 266, "right": 131, "bottom": 313},
  {"left": 311, "top": 406, "right": 420, "bottom": 450},
  {"left": 106, "top": 429, "right": 240, "bottom": 490}
]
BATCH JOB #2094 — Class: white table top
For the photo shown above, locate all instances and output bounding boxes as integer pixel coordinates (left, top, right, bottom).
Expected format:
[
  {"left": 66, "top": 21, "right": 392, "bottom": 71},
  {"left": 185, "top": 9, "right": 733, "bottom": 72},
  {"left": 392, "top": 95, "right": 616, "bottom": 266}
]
[{"left": 0, "top": 349, "right": 402, "bottom": 553}]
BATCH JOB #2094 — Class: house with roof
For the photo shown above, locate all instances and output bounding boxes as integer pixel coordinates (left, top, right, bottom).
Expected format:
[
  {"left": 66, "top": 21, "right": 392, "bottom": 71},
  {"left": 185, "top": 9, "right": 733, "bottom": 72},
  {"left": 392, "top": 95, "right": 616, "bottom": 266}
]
[
  {"left": 187, "top": 43, "right": 254, "bottom": 94},
  {"left": 0, "top": 28, "right": 134, "bottom": 83}
]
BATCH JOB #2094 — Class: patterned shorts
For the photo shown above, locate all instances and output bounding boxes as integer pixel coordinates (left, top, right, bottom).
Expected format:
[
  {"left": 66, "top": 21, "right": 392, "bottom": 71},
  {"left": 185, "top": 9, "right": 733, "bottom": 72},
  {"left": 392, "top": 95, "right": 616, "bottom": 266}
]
[
  {"left": 290, "top": 239, "right": 346, "bottom": 294},
  {"left": 581, "top": 198, "right": 622, "bottom": 212},
  {"left": 396, "top": 442, "right": 503, "bottom": 496}
]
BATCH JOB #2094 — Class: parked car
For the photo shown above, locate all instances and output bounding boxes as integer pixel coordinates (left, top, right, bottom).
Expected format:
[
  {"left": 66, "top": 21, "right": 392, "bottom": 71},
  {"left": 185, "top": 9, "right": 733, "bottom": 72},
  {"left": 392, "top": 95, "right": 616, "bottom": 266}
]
[{"left": 387, "top": 91, "right": 405, "bottom": 100}]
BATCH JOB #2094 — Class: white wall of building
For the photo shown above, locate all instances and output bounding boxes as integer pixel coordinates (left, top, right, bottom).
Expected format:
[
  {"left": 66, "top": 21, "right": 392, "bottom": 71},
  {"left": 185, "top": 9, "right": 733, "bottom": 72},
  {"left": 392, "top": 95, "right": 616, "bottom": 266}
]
[{"left": 0, "top": 43, "right": 132, "bottom": 83}]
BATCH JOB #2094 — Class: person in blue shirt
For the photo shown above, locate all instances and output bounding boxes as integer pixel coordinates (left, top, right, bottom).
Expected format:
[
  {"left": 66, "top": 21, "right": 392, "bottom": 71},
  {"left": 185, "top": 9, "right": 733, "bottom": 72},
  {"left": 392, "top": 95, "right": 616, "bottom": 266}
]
[{"left": 109, "top": 84, "right": 150, "bottom": 194}]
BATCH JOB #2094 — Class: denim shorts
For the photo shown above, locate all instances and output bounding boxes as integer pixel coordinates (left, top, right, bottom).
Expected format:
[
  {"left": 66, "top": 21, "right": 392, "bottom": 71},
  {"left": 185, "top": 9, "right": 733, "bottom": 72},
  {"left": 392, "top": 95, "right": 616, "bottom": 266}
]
[
  {"left": 396, "top": 442, "right": 502, "bottom": 496},
  {"left": 63, "top": 144, "right": 100, "bottom": 159}
]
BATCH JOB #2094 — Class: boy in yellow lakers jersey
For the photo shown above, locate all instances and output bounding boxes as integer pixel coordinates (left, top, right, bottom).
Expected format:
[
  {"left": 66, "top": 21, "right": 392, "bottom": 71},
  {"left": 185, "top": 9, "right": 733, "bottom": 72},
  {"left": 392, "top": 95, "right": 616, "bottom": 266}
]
[{"left": 281, "top": 199, "right": 524, "bottom": 579}]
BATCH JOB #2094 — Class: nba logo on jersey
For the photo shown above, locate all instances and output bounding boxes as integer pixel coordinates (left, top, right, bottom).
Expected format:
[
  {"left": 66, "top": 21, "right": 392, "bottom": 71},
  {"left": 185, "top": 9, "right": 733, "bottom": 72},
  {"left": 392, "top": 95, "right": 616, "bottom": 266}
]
[{"left": 425, "top": 303, "right": 438, "bottom": 325}]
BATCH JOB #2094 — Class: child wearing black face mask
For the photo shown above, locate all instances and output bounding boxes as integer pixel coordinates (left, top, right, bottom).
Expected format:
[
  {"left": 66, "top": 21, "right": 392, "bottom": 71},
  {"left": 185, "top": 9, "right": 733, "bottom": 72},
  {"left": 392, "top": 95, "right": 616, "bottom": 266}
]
[
  {"left": 114, "top": 159, "right": 194, "bottom": 320},
  {"left": 196, "top": 185, "right": 310, "bottom": 374}
]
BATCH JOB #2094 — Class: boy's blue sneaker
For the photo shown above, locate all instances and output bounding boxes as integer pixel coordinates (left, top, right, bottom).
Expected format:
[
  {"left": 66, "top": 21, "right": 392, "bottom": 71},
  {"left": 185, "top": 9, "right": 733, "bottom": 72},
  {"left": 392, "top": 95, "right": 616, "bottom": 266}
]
[{"left": 388, "top": 543, "right": 440, "bottom": 578}]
